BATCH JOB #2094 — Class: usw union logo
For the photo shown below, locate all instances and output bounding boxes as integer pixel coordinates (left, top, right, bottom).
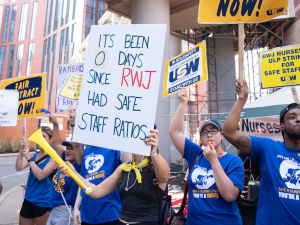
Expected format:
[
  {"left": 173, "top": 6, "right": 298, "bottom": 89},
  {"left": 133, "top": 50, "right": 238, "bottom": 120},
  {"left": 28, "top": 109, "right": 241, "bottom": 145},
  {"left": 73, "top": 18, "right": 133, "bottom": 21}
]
[{"left": 169, "top": 57, "right": 200, "bottom": 83}]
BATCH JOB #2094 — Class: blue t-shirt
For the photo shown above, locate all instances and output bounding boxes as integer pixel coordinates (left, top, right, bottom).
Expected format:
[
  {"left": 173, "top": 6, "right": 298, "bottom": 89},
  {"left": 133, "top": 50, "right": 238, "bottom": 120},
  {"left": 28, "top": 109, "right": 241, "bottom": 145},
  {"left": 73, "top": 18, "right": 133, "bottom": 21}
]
[
  {"left": 184, "top": 139, "right": 244, "bottom": 225},
  {"left": 25, "top": 152, "right": 52, "bottom": 207},
  {"left": 250, "top": 136, "right": 300, "bottom": 225},
  {"left": 51, "top": 152, "right": 81, "bottom": 209},
  {"left": 80, "top": 146, "right": 122, "bottom": 224}
]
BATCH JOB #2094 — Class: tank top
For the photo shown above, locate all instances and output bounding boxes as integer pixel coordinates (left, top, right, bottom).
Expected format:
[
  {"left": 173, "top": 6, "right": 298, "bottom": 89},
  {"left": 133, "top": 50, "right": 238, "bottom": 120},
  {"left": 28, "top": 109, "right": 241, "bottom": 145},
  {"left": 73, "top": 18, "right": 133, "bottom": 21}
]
[
  {"left": 25, "top": 152, "right": 52, "bottom": 207},
  {"left": 119, "top": 165, "right": 164, "bottom": 223}
]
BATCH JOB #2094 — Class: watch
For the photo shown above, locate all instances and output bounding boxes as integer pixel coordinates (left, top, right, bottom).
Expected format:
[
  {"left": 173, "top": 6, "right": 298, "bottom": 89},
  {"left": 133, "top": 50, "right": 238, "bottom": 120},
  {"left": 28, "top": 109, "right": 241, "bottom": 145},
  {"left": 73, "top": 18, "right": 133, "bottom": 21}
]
[
  {"left": 27, "top": 158, "right": 34, "bottom": 163},
  {"left": 150, "top": 151, "right": 158, "bottom": 158},
  {"left": 71, "top": 124, "right": 75, "bottom": 127}
]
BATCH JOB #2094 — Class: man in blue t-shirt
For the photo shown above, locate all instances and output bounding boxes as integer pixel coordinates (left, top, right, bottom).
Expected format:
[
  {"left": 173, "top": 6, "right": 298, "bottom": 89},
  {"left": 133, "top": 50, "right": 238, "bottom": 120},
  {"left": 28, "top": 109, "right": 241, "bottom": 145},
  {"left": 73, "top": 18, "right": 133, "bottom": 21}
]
[{"left": 222, "top": 79, "right": 300, "bottom": 225}]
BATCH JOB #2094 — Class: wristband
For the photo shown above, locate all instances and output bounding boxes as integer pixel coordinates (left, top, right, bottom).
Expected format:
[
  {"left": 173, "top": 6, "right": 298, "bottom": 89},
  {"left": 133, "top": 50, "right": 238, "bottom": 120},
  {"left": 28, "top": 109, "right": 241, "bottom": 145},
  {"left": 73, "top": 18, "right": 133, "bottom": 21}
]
[
  {"left": 71, "top": 124, "right": 75, "bottom": 127},
  {"left": 150, "top": 151, "right": 158, "bottom": 158},
  {"left": 27, "top": 158, "right": 34, "bottom": 163}
]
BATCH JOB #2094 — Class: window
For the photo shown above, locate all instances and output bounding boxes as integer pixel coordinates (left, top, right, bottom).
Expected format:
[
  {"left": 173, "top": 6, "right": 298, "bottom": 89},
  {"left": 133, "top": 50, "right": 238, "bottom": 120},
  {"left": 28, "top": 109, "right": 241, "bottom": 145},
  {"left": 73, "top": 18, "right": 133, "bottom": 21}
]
[
  {"left": 83, "top": 0, "right": 96, "bottom": 40},
  {"left": 47, "top": 0, "right": 54, "bottom": 34},
  {"left": 41, "top": 39, "right": 47, "bottom": 72},
  {"left": 60, "top": 0, "right": 65, "bottom": 26},
  {"left": 29, "top": 2, "right": 38, "bottom": 39},
  {"left": 7, "top": 45, "right": 15, "bottom": 79},
  {"left": 44, "top": 0, "right": 50, "bottom": 37},
  {"left": 99, "top": 2, "right": 106, "bottom": 20},
  {"left": 48, "top": 34, "right": 57, "bottom": 108},
  {"left": 71, "top": 23, "right": 76, "bottom": 55},
  {"left": 8, "top": 5, "right": 17, "bottom": 42},
  {"left": 46, "top": 37, "right": 52, "bottom": 85},
  {"left": 18, "top": 3, "right": 29, "bottom": 41},
  {"left": 0, "top": 46, "right": 7, "bottom": 77},
  {"left": 9, "top": 0, "right": 16, "bottom": 2},
  {"left": 64, "top": 27, "right": 69, "bottom": 63},
  {"left": 2, "top": 6, "right": 10, "bottom": 43},
  {"left": 65, "top": 0, "right": 70, "bottom": 24},
  {"left": 26, "top": 43, "right": 35, "bottom": 75},
  {"left": 58, "top": 29, "right": 65, "bottom": 64},
  {"left": 16, "top": 44, "right": 24, "bottom": 77},
  {"left": 72, "top": 0, "right": 76, "bottom": 20},
  {"left": 53, "top": 0, "right": 59, "bottom": 31}
]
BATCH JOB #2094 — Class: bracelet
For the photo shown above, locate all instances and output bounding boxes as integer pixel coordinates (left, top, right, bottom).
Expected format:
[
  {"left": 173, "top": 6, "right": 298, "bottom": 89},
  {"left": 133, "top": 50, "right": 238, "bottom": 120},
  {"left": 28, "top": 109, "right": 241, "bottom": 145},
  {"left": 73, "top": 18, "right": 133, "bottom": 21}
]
[
  {"left": 71, "top": 124, "right": 75, "bottom": 127},
  {"left": 150, "top": 151, "right": 159, "bottom": 158}
]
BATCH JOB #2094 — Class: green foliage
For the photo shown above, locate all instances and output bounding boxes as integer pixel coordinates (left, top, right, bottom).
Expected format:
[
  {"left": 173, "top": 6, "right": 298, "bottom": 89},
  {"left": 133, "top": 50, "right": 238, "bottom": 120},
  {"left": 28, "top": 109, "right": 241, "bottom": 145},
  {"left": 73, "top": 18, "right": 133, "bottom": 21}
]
[
  {"left": 10, "top": 137, "right": 21, "bottom": 152},
  {"left": 0, "top": 136, "right": 7, "bottom": 152}
]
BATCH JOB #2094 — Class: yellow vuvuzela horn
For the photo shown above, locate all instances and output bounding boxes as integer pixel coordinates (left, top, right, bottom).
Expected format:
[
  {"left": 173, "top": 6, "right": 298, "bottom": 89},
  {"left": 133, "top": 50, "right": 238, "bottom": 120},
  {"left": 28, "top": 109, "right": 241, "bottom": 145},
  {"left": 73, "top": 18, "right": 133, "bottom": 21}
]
[{"left": 28, "top": 128, "right": 93, "bottom": 195}]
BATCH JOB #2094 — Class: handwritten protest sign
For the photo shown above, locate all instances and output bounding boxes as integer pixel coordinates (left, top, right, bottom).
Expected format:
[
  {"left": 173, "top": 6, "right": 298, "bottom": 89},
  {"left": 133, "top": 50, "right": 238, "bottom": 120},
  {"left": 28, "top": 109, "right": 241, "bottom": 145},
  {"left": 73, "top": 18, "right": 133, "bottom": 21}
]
[
  {"left": 59, "top": 74, "right": 82, "bottom": 100},
  {"left": 164, "top": 41, "right": 208, "bottom": 97},
  {"left": 0, "top": 90, "right": 19, "bottom": 126},
  {"left": 73, "top": 24, "right": 166, "bottom": 156},
  {"left": 259, "top": 45, "right": 300, "bottom": 89},
  {"left": 0, "top": 73, "right": 46, "bottom": 119},
  {"left": 198, "top": 0, "right": 288, "bottom": 24},
  {"left": 56, "top": 63, "right": 84, "bottom": 109}
]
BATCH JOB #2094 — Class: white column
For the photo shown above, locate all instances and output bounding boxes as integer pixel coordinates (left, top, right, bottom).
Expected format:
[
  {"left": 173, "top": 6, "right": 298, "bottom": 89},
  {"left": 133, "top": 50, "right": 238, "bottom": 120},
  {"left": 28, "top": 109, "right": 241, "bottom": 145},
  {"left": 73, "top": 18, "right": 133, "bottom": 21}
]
[{"left": 131, "top": 0, "right": 171, "bottom": 160}]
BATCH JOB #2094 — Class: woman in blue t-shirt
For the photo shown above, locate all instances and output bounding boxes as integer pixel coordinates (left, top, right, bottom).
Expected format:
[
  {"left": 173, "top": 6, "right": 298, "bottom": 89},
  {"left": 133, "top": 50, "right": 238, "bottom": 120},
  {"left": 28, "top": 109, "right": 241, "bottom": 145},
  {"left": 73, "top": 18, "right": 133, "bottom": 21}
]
[
  {"left": 16, "top": 127, "right": 57, "bottom": 225},
  {"left": 168, "top": 88, "right": 244, "bottom": 225}
]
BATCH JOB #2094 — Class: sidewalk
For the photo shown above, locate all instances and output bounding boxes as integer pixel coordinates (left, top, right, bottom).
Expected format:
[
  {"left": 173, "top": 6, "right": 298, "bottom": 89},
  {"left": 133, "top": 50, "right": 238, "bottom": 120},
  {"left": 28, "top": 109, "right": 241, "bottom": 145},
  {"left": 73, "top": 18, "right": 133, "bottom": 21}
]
[
  {"left": 0, "top": 153, "right": 18, "bottom": 158},
  {"left": 0, "top": 185, "right": 24, "bottom": 225}
]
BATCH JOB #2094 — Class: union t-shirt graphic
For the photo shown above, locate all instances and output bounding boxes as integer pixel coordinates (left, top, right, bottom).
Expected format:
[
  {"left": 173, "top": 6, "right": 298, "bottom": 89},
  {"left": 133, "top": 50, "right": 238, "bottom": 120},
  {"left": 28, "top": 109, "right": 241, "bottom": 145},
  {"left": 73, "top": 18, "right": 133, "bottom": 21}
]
[
  {"left": 84, "top": 153, "right": 105, "bottom": 181},
  {"left": 191, "top": 166, "right": 215, "bottom": 189},
  {"left": 279, "top": 159, "right": 300, "bottom": 190}
]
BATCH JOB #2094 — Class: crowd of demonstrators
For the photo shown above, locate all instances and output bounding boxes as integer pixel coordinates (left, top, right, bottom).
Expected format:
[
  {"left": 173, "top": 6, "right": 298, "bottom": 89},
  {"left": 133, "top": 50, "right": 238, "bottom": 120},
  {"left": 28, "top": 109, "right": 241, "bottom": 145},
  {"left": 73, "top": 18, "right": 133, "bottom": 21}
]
[
  {"left": 169, "top": 87, "right": 244, "bottom": 224},
  {"left": 60, "top": 128, "right": 170, "bottom": 225},
  {"left": 222, "top": 79, "right": 300, "bottom": 224},
  {"left": 16, "top": 127, "right": 57, "bottom": 225}
]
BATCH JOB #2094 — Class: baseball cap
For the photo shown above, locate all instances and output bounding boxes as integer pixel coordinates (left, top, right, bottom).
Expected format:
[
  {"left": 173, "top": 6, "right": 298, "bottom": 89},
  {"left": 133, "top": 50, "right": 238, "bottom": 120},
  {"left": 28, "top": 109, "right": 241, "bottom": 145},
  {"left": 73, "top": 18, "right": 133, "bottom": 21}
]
[
  {"left": 62, "top": 141, "right": 84, "bottom": 150},
  {"left": 280, "top": 103, "right": 300, "bottom": 123},
  {"left": 199, "top": 119, "right": 222, "bottom": 132}
]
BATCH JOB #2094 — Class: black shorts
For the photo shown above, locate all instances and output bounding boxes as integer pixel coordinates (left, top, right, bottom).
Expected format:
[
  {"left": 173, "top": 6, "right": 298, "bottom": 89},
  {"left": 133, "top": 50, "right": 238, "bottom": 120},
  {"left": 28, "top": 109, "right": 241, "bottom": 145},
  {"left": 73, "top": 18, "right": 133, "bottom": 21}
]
[
  {"left": 116, "top": 220, "right": 159, "bottom": 225},
  {"left": 20, "top": 199, "right": 49, "bottom": 218},
  {"left": 81, "top": 221, "right": 117, "bottom": 225}
]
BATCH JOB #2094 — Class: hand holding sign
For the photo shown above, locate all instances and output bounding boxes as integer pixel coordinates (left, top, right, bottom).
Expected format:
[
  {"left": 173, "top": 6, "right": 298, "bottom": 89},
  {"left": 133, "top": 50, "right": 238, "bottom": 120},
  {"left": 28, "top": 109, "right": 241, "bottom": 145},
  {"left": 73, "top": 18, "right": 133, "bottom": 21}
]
[{"left": 235, "top": 79, "right": 248, "bottom": 100}]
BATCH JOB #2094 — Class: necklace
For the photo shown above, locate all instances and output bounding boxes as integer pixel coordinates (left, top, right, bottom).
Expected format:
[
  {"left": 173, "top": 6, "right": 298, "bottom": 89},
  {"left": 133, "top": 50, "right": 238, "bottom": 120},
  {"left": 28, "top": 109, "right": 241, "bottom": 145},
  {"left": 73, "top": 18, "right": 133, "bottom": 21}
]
[{"left": 125, "top": 156, "right": 144, "bottom": 191}]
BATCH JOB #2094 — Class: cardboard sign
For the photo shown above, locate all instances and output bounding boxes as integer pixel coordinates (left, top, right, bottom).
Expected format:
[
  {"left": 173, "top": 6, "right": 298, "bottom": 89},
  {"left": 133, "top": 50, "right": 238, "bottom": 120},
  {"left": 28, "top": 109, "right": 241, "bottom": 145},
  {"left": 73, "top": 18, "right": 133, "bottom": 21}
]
[
  {"left": 56, "top": 63, "right": 84, "bottom": 109},
  {"left": 259, "top": 45, "right": 300, "bottom": 89},
  {"left": 0, "top": 90, "right": 19, "bottom": 126},
  {"left": 163, "top": 41, "right": 208, "bottom": 97},
  {"left": 59, "top": 74, "right": 82, "bottom": 100},
  {"left": 72, "top": 24, "right": 166, "bottom": 156},
  {"left": 0, "top": 73, "right": 46, "bottom": 119},
  {"left": 198, "top": 0, "right": 288, "bottom": 24}
]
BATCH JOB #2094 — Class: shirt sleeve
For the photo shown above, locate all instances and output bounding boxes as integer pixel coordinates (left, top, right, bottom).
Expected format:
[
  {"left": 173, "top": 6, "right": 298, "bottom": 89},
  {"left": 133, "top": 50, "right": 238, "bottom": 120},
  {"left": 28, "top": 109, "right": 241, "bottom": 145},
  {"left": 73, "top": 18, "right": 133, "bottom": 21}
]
[
  {"left": 226, "top": 156, "right": 245, "bottom": 192},
  {"left": 249, "top": 136, "right": 272, "bottom": 167},
  {"left": 183, "top": 138, "right": 203, "bottom": 170}
]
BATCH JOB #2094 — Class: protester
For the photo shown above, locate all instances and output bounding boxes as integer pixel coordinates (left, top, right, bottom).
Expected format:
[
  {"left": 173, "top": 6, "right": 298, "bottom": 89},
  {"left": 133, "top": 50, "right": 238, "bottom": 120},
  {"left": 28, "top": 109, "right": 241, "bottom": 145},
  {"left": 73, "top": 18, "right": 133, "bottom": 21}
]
[
  {"left": 46, "top": 114, "right": 82, "bottom": 225},
  {"left": 61, "top": 128, "right": 169, "bottom": 225},
  {"left": 16, "top": 127, "right": 57, "bottom": 225},
  {"left": 68, "top": 109, "right": 132, "bottom": 225},
  {"left": 168, "top": 87, "right": 244, "bottom": 224},
  {"left": 222, "top": 79, "right": 300, "bottom": 224}
]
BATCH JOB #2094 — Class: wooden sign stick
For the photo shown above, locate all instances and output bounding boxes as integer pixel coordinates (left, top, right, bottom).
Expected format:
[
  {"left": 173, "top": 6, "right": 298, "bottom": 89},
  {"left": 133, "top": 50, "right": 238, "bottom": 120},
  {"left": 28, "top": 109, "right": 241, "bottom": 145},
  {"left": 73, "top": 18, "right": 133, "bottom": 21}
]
[
  {"left": 291, "top": 86, "right": 300, "bottom": 104},
  {"left": 238, "top": 23, "right": 245, "bottom": 99}
]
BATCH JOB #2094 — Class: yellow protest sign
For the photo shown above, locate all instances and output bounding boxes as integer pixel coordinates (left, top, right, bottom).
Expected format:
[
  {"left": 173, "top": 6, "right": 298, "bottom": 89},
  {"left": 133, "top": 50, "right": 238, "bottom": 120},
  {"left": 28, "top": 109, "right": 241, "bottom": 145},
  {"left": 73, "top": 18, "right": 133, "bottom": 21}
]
[
  {"left": 259, "top": 45, "right": 300, "bottom": 89},
  {"left": 0, "top": 73, "right": 46, "bottom": 119},
  {"left": 163, "top": 41, "right": 208, "bottom": 97},
  {"left": 198, "top": 0, "right": 288, "bottom": 24},
  {"left": 58, "top": 74, "right": 82, "bottom": 100}
]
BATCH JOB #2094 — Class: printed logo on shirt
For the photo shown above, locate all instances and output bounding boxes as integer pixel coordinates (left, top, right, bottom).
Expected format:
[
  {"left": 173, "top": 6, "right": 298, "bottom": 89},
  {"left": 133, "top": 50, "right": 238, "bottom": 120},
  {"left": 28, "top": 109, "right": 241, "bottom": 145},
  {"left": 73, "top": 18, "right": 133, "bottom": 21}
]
[
  {"left": 84, "top": 153, "right": 104, "bottom": 174},
  {"left": 279, "top": 159, "right": 300, "bottom": 189},
  {"left": 191, "top": 166, "right": 215, "bottom": 189},
  {"left": 53, "top": 171, "right": 66, "bottom": 193}
]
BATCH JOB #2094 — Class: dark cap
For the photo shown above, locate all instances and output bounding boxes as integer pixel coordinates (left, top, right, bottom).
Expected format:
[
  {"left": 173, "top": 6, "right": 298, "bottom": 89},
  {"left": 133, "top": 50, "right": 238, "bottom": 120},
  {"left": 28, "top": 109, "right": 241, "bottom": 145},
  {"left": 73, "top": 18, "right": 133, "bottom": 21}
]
[
  {"left": 280, "top": 103, "right": 300, "bottom": 123},
  {"left": 62, "top": 141, "right": 84, "bottom": 150},
  {"left": 199, "top": 119, "right": 222, "bottom": 132}
]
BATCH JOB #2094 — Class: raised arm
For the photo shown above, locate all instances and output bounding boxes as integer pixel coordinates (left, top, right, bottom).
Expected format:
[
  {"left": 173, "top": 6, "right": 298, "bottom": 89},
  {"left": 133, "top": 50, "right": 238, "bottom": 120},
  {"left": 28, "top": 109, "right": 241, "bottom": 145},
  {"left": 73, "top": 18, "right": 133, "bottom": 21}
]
[
  {"left": 148, "top": 129, "right": 170, "bottom": 190},
  {"left": 23, "top": 148, "right": 57, "bottom": 181},
  {"left": 15, "top": 138, "right": 33, "bottom": 171},
  {"left": 222, "top": 79, "right": 252, "bottom": 155},
  {"left": 74, "top": 187, "right": 82, "bottom": 225},
  {"left": 61, "top": 162, "right": 123, "bottom": 199},
  {"left": 168, "top": 88, "right": 188, "bottom": 156},
  {"left": 49, "top": 114, "right": 64, "bottom": 157}
]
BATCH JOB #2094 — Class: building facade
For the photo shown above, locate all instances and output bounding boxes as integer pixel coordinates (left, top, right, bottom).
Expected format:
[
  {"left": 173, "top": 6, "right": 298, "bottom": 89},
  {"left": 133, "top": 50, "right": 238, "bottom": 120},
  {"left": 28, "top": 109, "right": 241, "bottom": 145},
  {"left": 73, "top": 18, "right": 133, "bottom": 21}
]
[{"left": 0, "top": 0, "right": 106, "bottom": 147}]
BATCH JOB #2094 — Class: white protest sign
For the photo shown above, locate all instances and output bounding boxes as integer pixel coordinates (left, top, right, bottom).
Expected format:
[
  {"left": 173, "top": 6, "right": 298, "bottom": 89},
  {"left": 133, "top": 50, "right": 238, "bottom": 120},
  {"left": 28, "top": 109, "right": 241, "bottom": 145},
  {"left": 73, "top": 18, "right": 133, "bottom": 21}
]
[
  {"left": 0, "top": 90, "right": 19, "bottom": 126},
  {"left": 56, "top": 63, "right": 84, "bottom": 109},
  {"left": 73, "top": 24, "right": 167, "bottom": 156}
]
